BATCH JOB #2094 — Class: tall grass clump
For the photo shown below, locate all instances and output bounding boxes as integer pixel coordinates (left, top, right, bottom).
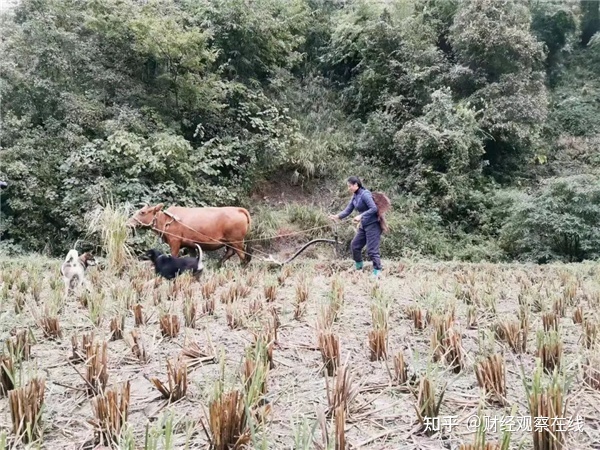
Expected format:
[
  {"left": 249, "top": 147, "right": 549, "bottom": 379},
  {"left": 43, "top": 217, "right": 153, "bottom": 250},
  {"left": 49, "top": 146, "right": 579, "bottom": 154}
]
[
  {"left": 9, "top": 378, "right": 46, "bottom": 444},
  {"left": 524, "top": 361, "right": 568, "bottom": 450},
  {"left": 204, "top": 359, "right": 251, "bottom": 450},
  {"left": 413, "top": 373, "right": 446, "bottom": 437},
  {"left": 285, "top": 204, "right": 330, "bottom": 239},
  {"left": 87, "top": 198, "right": 133, "bottom": 274},
  {"left": 369, "top": 288, "right": 390, "bottom": 361}
]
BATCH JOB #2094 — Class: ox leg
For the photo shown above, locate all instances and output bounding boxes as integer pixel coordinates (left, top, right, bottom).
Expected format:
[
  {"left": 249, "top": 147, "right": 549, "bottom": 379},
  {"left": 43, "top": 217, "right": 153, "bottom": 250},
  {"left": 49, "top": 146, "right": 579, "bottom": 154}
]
[
  {"left": 234, "top": 243, "right": 251, "bottom": 267},
  {"left": 218, "top": 247, "right": 235, "bottom": 268},
  {"left": 170, "top": 241, "right": 181, "bottom": 257}
]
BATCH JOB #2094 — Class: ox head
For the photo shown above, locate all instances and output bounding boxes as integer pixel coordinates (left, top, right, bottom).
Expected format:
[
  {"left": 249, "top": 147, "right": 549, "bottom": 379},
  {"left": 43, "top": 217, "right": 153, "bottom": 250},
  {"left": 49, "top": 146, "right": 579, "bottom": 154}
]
[{"left": 126, "top": 203, "right": 164, "bottom": 229}]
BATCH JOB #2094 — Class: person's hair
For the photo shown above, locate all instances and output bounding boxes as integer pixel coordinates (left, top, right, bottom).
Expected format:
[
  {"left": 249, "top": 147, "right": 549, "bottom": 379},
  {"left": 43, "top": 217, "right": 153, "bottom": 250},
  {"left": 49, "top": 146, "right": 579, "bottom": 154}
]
[{"left": 347, "top": 176, "right": 363, "bottom": 189}]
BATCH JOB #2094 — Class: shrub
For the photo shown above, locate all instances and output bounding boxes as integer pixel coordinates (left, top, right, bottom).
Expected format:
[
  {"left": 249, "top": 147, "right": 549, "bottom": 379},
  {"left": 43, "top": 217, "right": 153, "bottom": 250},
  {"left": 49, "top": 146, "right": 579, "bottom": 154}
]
[{"left": 499, "top": 175, "right": 600, "bottom": 263}]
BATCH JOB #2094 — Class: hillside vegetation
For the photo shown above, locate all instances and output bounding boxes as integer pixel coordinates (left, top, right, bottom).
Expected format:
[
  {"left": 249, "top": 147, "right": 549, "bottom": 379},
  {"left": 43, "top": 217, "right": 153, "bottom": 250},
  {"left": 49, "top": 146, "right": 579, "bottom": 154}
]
[{"left": 1, "top": 0, "right": 600, "bottom": 263}]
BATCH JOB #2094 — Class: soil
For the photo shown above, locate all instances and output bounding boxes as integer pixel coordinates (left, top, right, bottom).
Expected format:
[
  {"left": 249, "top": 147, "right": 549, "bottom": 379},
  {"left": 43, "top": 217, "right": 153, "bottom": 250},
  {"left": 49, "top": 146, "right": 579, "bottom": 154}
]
[
  {"left": 249, "top": 172, "right": 341, "bottom": 209},
  {"left": 0, "top": 256, "right": 599, "bottom": 450}
]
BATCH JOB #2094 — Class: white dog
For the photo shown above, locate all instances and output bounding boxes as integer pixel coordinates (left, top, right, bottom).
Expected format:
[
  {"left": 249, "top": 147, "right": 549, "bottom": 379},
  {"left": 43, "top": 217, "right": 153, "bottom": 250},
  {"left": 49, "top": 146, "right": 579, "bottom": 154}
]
[{"left": 60, "top": 249, "right": 96, "bottom": 297}]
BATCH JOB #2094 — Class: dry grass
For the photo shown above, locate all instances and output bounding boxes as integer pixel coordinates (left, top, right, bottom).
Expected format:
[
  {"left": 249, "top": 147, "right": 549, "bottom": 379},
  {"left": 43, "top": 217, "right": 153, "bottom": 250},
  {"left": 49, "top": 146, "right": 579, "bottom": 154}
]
[
  {"left": 542, "top": 311, "right": 559, "bottom": 332},
  {"left": 495, "top": 319, "right": 527, "bottom": 354},
  {"left": 40, "top": 309, "right": 62, "bottom": 340},
  {"left": 325, "top": 360, "right": 357, "bottom": 418},
  {"left": 242, "top": 338, "right": 270, "bottom": 414},
  {"left": 536, "top": 330, "right": 563, "bottom": 374},
  {"left": 205, "top": 388, "right": 251, "bottom": 450},
  {"left": 475, "top": 354, "right": 507, "bottom": 405},
  {"left": 407, "top": 306, "right": 425, "bottom": 330},
  {"left": 86, "top": 199, "right": 133, "bottom": 274},
  {"left": 431, "top": 313, "right": 464, "bottom": 373},
  {"left": 573, "top": 306, "right": 584, "bottom": 324},
  {"left": 368, "top": 291, "right": 390, "bottom": 361},
  {"left": 221, "top": 280, "right": 251, "bottom": 304},
  {"left": 317, "top": 330, "right": 340, "bottom": 377},
  {"left": 181, "top": 335, "right": 217, "bottom": 369},
  {"left": 148, "top": 358, "right": 188, "bottom": 402},
  {"left": 70, "top": 331, "right": 94, "bottom": 364},
  {"left": 110, "top": 315, "right": 125, "bottom": 341},
  {"left": 583, "top": 319, "right": 597, "bottom": 349},
  {"left": 6, "top": 329, "right": 32, "bottom": 361},
  {"left": 226, "top": 304, "right": 245, "bottom": 330},
  {"left": 278, "top": 266, "right": 292, "bottom": 285},
  {"left": 413, "top": 374, "right": 446, "bottom": 436},
  {"left": 203, "top": 293, "right": 216, "bottom": 316},
  {"left": 264, "top": 277, "right": 278, "bottom": 303},
  {"left": 159, "top": 314, "right": 181, "bottom": 338},
  {"left": 583, "top": 354, "right": 600, "bottom": 390},
  {"left": 393, "top": 351, "right": 408, "bottom": 385},
  {"left": 133, "top": 303, "right": 146, "bottom": 326},
  {"left": 89, "top": 381, "right": 131, "bottom": 446},
  {"left": 525, "top": 362, "right": 568, "bottom": 450},
  {"left": 201, "top": 275, "right": 218, "bottom": 299},
  {"left": 85, "top": 340, "right": 109, "bottom": 396},
  {"left": 0, "top": 354, "right": 16, "bottom": 396},
  {"left": 293, "top": 273, "right": 310, "bottom": 320},
  {"left": 2, "top": 256, "right": 600, "bottom": 449},
  {"left": 9, "top": 377, "right": 45, "bottom": 444},
  {"left": 183, "top": 298, "right": 198, "bottom": 328},
  {"left": 467, "top": 305, "right": 477, "bottom": 329},
  {"left": 127, "top": 330, "right": 148, "bottom": 364}
]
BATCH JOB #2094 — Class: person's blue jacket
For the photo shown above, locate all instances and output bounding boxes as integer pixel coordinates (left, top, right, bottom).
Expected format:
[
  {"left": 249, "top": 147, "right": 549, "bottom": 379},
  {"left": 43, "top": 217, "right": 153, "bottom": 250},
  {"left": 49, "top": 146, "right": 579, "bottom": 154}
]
[{"left": 338, "top": 188, "right": 379, "bottom": 227}]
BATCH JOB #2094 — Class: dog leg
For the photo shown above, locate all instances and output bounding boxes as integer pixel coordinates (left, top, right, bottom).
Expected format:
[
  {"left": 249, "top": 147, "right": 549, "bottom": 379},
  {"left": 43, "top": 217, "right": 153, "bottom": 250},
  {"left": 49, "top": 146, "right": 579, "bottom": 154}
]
[
  {"left": 63, "top": 277, "right": 71, "bottom": 298},
  {"left": 82, "top": 277, "right": 93, "bottom": 295}
]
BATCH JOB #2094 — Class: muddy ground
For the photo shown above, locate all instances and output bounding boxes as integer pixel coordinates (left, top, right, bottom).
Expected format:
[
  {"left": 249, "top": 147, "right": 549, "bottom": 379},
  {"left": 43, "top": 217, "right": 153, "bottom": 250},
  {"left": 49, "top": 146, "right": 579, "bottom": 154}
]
[{"left": 0, "top": 254, "right": 599, "bottom": 450}]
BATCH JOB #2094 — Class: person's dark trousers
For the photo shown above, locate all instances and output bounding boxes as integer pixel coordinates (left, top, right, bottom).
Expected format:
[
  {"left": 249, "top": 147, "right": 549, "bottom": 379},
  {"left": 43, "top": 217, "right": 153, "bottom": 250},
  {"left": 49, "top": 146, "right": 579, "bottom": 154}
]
[{"left": 351, "top": 222, "right": 382, "bottom": 270}]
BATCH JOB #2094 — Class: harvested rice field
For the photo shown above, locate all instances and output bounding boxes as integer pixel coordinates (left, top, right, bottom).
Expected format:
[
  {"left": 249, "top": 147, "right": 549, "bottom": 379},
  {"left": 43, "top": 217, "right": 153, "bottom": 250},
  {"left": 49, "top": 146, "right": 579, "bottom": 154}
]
[{"left": 0, "top": 255, "right": 599, "bottom": 450}]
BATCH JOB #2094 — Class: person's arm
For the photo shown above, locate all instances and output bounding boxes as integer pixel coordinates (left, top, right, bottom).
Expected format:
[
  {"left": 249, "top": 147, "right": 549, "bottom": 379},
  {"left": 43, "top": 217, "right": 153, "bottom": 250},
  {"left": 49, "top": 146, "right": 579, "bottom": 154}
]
[{"left": 337, "top": 198, "right": 355, "bottom": 220}]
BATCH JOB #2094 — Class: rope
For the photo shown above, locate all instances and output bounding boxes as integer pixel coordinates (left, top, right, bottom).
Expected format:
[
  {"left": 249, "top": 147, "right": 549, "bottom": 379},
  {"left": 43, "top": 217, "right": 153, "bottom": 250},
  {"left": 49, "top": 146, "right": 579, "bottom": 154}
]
[
  {"left": 137, "top": 213, "right": 352, "bottom": 264},
  {"left": 148, "top": 225, "right": 272, "bottom": 261},
  {"left": 163, "top": 211, "right": 345, "bottom": 244}
]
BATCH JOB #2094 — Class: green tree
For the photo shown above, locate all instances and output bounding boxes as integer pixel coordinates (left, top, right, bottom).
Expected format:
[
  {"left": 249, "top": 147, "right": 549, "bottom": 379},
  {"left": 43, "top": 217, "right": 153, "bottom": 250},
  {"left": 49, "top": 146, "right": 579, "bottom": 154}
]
[
  {"left": 392, "top": 88, "right": 486, "bottom": 227},
  {"left": 449, "top": 0, "right": 549, "bottom": 181},
  {"left": 530, "top": 2, "right": 577, "bottom": 78},
  {"left": 580, "top": 0, "right": 600, "bottom": 46},
  {"left": 0, "top": 0, "right": 302, "bottom": 254},
  {"left": 499, "top": 175, "right": 600, "bottom": 263}
]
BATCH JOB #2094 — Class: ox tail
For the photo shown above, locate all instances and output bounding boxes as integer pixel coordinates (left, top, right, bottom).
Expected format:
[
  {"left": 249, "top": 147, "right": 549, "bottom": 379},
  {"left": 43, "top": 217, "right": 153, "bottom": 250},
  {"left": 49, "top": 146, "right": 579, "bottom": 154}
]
[
  {"left": 195, "top": 244, "right": 204, "bottom": 271},
  {"left": 240, "top": 208, "right": 252, "bottom": 265},
  {"left": 243, "top": 243, "right": 253, "bottom": 265},
  {"left": 240, "top": 208, "right": 252, "bottom": 229}
]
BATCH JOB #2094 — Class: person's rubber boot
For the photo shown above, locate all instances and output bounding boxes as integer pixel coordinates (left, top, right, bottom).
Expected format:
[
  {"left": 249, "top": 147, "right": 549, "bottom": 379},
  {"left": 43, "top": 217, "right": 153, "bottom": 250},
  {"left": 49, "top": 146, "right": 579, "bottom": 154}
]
[
  {"left": 355, "top": 261, "right": 363, "bottom": 271},
  {"left": 372, "top": 269, "right": 381, "bottom": 277}
]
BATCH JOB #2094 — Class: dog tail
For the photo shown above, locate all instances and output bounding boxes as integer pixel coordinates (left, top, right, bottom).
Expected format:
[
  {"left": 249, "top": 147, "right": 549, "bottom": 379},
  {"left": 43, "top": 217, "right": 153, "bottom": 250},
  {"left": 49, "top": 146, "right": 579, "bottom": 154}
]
[
  {"left": 195, "top": 244, "right": 204, "bottom": 271},
  {"left": 64, "top": 249, "right": 79, "bottom": 264}
]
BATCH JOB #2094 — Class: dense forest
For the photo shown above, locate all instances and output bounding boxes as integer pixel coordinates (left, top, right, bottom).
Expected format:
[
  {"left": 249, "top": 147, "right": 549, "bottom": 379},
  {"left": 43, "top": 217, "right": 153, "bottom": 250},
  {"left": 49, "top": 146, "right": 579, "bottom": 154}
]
[{"left": 1, "top": 0, "right": 600, "bottom": 263}]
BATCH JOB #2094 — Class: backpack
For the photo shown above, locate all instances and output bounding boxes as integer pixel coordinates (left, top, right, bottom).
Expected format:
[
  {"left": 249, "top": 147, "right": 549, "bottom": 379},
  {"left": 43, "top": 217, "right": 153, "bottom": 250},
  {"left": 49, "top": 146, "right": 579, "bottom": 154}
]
[{"left": 372, "top": 192, "right": 391, "bottom": 233}]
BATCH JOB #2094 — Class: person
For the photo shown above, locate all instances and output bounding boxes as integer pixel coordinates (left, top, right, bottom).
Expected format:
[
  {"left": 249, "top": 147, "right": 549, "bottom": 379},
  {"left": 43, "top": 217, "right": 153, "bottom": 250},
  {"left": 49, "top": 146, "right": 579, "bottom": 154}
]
[{"left": 329, "top": 176, "right": 383, "bottom": 276}]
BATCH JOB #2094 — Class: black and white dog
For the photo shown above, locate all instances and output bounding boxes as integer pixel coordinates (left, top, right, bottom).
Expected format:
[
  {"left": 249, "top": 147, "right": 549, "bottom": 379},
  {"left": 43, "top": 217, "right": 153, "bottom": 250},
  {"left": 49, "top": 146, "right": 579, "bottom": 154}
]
[{"left": 144, "top": 244, "right": 204, "bottom": 280}]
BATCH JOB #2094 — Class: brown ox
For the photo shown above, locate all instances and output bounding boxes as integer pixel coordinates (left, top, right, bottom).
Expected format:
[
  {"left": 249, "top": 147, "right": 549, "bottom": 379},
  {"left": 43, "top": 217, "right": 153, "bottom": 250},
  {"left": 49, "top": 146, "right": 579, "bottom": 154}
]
[{"left": 127, "top": 203, "right": 252, "bottom": 267}]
